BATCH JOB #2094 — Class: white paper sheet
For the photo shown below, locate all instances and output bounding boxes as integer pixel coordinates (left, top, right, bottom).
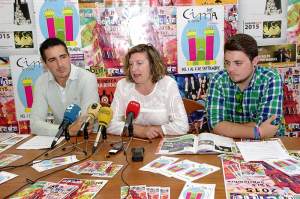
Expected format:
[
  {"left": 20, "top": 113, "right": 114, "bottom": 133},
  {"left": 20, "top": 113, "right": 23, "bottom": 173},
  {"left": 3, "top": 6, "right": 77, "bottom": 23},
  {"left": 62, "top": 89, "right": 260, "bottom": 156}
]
[
  {"left": 17, "top": 136, "right": 63, "bottom": 150},
  {"left": 236, "top": 140, "right": 290, "bottom": 162}
]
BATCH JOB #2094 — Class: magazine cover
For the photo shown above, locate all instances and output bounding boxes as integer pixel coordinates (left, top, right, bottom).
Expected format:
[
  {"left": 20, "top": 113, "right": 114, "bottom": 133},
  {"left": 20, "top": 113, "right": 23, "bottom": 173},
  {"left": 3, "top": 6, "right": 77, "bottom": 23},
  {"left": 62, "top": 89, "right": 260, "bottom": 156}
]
[
  {"left": 221, "top": 154, "right": 299, "bottom": 198},
  {"left": 177, "top": 6, "right": 224, "bottom": 74},
  {"left": 0, "top": 57, "right": 18, "bottom": 133}
]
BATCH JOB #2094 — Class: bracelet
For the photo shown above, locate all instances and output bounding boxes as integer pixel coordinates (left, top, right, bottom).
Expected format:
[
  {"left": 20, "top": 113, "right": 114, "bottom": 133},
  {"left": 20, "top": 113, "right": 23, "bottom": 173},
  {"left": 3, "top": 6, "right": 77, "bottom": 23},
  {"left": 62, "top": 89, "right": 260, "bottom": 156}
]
[{"left": 253, "top": 126, "right": 261, "bottom": 140}]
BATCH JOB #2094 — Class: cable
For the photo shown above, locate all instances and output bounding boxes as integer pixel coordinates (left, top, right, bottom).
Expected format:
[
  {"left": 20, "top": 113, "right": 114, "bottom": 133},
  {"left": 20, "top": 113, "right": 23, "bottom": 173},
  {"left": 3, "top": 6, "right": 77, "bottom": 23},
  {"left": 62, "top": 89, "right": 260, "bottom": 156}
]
[
  {"left": 0, "top": 149, "right": 51, "bottom": 171},
  {"left": 0, "top": 145, "right": 77, "bottom": 171},
  {"left": 120, "top": 135, "right": 132, "bottom": 199},
  {"left": 5, "top": 149, "right": 92, "bottom": 198}
]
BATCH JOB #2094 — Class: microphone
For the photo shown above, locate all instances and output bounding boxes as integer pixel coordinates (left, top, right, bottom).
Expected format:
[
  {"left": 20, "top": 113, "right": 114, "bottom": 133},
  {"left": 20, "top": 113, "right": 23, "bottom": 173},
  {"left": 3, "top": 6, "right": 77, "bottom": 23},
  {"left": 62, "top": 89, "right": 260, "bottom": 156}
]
[
  {"left": 51, "top": 104, "right": 81, "bottom": 149},
  {"left": 77, "top": 103, "right": 101, "bottom": 138},
  {"left": 92, "top": 106, "right": 113, "bottom": 154},
  {"left": 122, "top": 101, "right": 140, "bottom": 137}
]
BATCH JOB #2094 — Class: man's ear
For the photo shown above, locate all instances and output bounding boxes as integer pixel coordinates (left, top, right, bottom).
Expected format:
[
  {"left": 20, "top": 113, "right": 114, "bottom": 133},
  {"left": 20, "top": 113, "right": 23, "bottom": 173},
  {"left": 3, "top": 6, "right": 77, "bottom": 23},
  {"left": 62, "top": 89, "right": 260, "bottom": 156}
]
[
  {"left": 40, "top": 58, "right": 49, "bottom": 71},
  {"left": 252, "top": 56, "right": 259, "bottom": 66}
]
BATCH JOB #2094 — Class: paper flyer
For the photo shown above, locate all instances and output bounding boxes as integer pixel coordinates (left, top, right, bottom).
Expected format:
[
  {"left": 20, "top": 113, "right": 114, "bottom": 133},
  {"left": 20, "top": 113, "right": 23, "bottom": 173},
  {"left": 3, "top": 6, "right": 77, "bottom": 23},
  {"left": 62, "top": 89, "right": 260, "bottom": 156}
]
[
  {"left": 59, "top": 178, "right": 108, "bottom": 199},
  {"left": 0, "top": 171, "right": 18, "bottom": 185},
  {"left": 178, "top": 182, "right": 215, "bottom": 199},
  {"left": 32, "top": 155, "right": 79, "bottom": 172},
  {"left": 140, "top": 156, "right": 179, "bottom": 173},
  {"left": 0, "top": 154, "right": 22, "bottom": 167}
]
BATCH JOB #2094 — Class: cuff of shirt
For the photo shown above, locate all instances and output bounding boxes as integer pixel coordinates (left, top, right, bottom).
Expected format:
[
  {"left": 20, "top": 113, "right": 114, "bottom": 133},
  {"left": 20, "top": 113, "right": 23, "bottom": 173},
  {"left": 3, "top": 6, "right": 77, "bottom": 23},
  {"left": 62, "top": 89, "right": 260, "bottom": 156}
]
[{"left": 161, "top": 125, "right": 166, "bottom": 135}]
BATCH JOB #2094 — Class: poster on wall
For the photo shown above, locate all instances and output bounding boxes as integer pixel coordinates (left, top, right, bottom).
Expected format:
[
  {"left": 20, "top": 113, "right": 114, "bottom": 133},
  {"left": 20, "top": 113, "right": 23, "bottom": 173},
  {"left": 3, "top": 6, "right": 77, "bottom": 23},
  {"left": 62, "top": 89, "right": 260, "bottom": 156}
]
[
  {"left": 287, "top": 0, "right": 300, "bottom": 44},
  {"left": 105, "top": 0, "right": 149, "bottom": 7},
  {"left": 278, "top": 66, "right": 300, "bottom": 137},
  {"left": 80, "top": 5, "right": 109, "bottom": 77},
  {"left": 258, "top": 43, "right": 297, "bottom": 68},
  {"left": 97, "top": 76, "right": 123, "bottom": 105},
  {"left": 0, "top": 57, "right": 19, "bottom": 133},
  {"left": 10, "top": 55, "right": 43, "bottom": 122},
  {"left": 156, "top": 6, "right": 177, "bottom": 74},
  {"left": 0, "top": 0, "right": 37, "bottom": 55},
  {"left": 174, "top": 73, "right": 211, "bottom": 133},
  {"left": 238, "top": 0, "right": 288, "bottom": 45},
  {"left": 224, "top": 4, "right": 238, "bottom": 42},
  {"left": 177, "top": 6, "right": 224, "bottom": 74},
  {"left": 80, "top": 6, "right": 178, "bottom": 77},
  {"left": 33, "top": 0, "right": 81, "bottom": 49}
]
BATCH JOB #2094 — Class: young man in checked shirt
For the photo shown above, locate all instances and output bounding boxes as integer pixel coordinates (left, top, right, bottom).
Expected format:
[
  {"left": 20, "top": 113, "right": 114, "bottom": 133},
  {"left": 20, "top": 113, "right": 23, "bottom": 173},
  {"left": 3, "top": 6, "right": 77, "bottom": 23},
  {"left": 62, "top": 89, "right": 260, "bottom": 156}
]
[{"left": 206, "top": 34, "right": 284, "bottom": 139}]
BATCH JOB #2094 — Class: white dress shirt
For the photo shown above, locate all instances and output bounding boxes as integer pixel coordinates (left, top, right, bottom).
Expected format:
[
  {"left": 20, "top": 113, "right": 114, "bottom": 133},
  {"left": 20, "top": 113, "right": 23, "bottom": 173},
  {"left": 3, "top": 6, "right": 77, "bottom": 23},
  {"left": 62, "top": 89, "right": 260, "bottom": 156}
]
[
  {"left": 107, "top": 76, "right": 189, "bottom": 135},
  {"left": 30, "top": 65, "right": 99, "bottom": 136}
]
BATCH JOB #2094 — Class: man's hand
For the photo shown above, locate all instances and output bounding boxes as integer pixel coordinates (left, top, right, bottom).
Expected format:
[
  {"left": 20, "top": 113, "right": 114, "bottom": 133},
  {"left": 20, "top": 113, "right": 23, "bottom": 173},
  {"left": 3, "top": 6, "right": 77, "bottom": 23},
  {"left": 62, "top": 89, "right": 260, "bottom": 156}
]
[{"left": 259, "top": 115, "right": 279, "bottom": 139}]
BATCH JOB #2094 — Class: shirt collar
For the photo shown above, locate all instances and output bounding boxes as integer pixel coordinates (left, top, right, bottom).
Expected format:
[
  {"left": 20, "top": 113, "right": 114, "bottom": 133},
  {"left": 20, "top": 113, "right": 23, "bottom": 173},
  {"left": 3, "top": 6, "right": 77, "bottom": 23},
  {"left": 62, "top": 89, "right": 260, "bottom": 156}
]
[{"left": 228, "top": 67, "right": 258, "bottom": 90}]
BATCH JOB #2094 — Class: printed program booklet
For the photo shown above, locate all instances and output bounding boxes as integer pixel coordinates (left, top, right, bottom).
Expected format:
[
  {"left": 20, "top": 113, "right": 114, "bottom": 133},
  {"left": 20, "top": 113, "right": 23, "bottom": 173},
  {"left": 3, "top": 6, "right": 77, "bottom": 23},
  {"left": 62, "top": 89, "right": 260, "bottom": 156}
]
[{"left": 156, "top": 133, "right": 237, "bottom": 155}]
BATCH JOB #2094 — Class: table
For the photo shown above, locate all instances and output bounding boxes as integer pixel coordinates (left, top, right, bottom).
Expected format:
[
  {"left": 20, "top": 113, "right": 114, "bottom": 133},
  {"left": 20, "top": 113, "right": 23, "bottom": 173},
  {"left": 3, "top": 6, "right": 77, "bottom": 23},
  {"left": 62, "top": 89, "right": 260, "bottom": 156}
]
[{"left": 0, "top": 136, "right": 299, "bottom": 198}]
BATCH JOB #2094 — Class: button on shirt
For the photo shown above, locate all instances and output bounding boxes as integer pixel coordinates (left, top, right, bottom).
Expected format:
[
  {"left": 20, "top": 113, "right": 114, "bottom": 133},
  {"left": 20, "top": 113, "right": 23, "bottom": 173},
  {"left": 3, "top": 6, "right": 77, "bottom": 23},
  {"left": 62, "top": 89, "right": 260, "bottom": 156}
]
[{"left": 206, "top": 66, "right": 284, "bottom": 136}]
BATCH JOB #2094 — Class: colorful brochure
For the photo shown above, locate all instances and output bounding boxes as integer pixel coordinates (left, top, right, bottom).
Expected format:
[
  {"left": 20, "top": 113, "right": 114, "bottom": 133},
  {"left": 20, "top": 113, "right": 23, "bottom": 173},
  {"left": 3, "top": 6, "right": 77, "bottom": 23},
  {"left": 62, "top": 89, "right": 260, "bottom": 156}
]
[{"left": 178, "top": 182, "right": 215, "bottom": 199}]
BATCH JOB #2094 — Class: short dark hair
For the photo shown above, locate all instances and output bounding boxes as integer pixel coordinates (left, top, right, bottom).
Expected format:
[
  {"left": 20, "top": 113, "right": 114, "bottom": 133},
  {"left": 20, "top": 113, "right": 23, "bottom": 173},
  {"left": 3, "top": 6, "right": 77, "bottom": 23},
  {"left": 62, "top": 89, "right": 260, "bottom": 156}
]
[
  {"left": 123, "top": 44, "right": 166, "bottom": 83},
  {"left": 39, "top": 38, "right": 68, "bottom": 62},
  {"left": 224, "top": 34, "right": 258, "bottom": 61}
]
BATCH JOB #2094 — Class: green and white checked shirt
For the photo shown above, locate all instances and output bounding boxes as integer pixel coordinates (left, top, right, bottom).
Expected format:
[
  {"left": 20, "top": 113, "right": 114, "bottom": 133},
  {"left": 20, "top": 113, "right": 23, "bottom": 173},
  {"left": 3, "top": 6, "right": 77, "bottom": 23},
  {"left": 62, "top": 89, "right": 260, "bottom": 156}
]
[{"left": 206, "top": 66, "right": 285, "bottom": 136}]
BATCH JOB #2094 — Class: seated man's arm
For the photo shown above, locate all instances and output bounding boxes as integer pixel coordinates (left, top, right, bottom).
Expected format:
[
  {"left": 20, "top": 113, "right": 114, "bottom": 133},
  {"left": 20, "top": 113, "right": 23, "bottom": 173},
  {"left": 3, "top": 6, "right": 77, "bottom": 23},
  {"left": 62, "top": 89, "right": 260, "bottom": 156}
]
[
  {"left": 207, "top": 72, "right": 283, "bottom": 139},
  {"left": 255, "top": 72, "right": 283, "bottom": 137},
  {"left": 207, "top": 80, "right": 257, "bottom": 138}
]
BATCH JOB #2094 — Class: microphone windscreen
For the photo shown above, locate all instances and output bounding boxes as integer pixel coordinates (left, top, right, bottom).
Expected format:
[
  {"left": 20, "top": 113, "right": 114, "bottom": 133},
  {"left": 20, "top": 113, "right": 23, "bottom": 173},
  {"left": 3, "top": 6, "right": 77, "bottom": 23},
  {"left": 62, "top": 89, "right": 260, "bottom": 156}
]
[
  {"left": 126, "top": 101, "right": 140, "bottom": 119},
  {"left": 98, "top": 107, "right": 113, "bottom": 127},
  {"left": 87, "top": 103, "right": 101, "bottom": 120},
  {"left": 63, "top": 104, "right": 81, "bottom": 123}
]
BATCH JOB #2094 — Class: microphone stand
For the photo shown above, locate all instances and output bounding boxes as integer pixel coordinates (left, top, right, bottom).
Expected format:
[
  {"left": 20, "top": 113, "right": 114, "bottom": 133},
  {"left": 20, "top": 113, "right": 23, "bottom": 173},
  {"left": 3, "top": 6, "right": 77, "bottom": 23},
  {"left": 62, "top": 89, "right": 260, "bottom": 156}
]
[
  {"left": 46, "top": 128, "right": 88, "bottom": 156},
  {"left": 64, "top": 127, "right": 88, "bottom": 156},
  {"left": 124, "top": 123, "right": 134, "bottom": 154}
]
